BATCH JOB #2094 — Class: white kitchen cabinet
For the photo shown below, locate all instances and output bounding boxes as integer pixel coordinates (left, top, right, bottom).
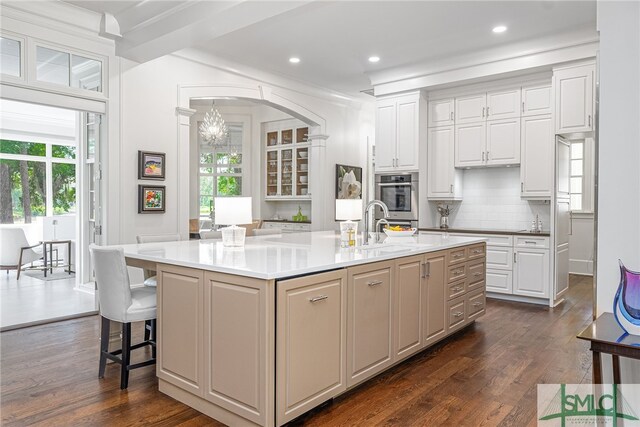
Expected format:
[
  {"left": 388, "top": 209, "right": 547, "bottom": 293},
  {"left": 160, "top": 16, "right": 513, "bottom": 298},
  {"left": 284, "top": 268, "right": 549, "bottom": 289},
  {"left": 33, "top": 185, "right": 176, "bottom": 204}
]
[
  {"left": 277, "top": 270, "right": 347, "bottom": 424},
  {"left": 455, "top": 93, "right": 486, "bottom": 124},
  {"left": 428, "top": 98, "right": 454, "bottom": 127},
  {"left": 455, "top": 122, "right": 485, "bottom": 167},
  {"left": 513, "top": 248, "right": 550, "bottom": 298},
  {"left": 520, "top": 114, "right": 553, "bottom": 199},
  {"left": 487, "top": 88, "right": 521, "bottom": 120},
  {"left": 454, "top": 119, "right": 520, "bottom": 167},
  {"left": 522, "top": 83, "right": 552, "bottom": 116},
  {"left": 347, "top": 262, "right": 393, "bottom": 387},
  {"left": 554, "top": 63, "right": 595, "bottom": 134},
  {"left": 375, "top": 92, "right": 423, "bottom": 172},
  {"left": 486, "top": 118, "right": 521, "bottom": 165},
  {"left": 423, "top": 251, "right": 447, "bottom": 345},
  {"left": 486, "top": 269, "right": 513, "bottom": 294},
  {"left": 427, "top": 126, "right": 462, "bottom": 200}
]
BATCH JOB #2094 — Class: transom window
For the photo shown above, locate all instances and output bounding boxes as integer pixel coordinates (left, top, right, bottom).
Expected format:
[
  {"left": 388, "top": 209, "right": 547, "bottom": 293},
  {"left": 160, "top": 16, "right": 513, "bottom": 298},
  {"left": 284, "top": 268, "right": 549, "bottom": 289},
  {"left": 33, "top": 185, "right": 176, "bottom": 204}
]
[
  {"left": 36, "top": 45, "right": 102, "bottom": 92},
  {"left": 198, "top": 122, "right": 243, "bottom": 220}
]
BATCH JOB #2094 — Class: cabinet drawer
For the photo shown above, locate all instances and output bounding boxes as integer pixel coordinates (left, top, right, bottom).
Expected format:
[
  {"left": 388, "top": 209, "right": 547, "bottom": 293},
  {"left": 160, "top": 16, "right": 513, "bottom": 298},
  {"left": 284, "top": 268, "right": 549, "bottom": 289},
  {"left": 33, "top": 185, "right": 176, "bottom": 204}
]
[
  {"left": 447, "top": 279, "right": 466, "bottom": 300},
  {"left": 262, "top": 222, "right": 282, "bottom": 230},
  {"left": 467, "top": 260, "right": 485, "bottom": 286},
  {"left": 467, "top": 290, "right": 486, "bottom": 321},
  {"left": 293, "top": 223, "right": 311, "bottom": 232},
  {"left": 448, "top": 247, "right": 467, "bottom": 265},
  {"left": 467, "top": 244, "right": 485, "bottom": 260},
  {"left": 448, "top": 233, "right": 513, "bottom": 247},
  {"left": 515, "top": 236, "right": 549, "bottom": 249},
  {"left": 486, "top": 246, "right": 513, "bottom": 270},
  {"left": 448, "top": 264, "right": 467, "bottom": 283},
  {"left": 447, "top": 297, "right": 466, "bottom": 330}
]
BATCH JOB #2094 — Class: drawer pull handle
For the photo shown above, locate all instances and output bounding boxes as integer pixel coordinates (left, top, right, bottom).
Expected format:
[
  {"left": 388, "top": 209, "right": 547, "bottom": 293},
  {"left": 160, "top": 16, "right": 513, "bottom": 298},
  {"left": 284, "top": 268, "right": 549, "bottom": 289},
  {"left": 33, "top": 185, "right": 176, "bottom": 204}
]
[
  {"left": 368, "top": 280, "right": 383, "bottom": 287},
  {"left": 454, "top": 269, "right": 464, "bottom": 275},
  {"left": 309, "top": 295, "right": 328, "bottom": 303},
  {"left": 473, "top": 302, "right": 483, "bottom": 307},
  {"left": 472, "top": 250, "right": 482, "bottom": 254},
  {"left": 524, "top": 241, "right": 537, "bottom": 244},
  {"left": 473, "top": 272, "right": 482, "bottom": 277},
  {"left": 453, "top": 312, "right": 464, "bottom": 318},
  {"left": 452, "top": 286, "right": 463, "bottom": 292},
  {"left": 454, "top": 254, "right": 464, "bottom": 258}
]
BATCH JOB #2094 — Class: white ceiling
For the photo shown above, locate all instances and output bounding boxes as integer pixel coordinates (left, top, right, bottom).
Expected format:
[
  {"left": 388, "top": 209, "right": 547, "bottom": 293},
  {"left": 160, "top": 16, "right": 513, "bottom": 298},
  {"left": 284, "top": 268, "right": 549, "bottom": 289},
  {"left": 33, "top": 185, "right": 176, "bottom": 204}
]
[{"left": 65, "top": 1, "right": 597, "bottom": 95}]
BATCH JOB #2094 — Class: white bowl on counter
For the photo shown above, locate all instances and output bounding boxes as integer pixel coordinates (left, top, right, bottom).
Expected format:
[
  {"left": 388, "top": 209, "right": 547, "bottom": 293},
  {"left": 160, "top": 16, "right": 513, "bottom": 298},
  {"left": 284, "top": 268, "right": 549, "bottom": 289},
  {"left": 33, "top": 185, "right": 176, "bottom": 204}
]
[{"left": 383, "top": 228, "right": 417, "bottom": 238}]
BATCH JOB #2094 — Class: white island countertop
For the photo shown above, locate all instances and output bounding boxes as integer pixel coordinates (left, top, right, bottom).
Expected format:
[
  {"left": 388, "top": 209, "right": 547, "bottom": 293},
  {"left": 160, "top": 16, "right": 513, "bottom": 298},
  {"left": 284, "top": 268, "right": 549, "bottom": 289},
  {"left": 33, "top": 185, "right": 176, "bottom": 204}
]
[{"left": 119, "top": 231, "right": 486, "bottom": 280}]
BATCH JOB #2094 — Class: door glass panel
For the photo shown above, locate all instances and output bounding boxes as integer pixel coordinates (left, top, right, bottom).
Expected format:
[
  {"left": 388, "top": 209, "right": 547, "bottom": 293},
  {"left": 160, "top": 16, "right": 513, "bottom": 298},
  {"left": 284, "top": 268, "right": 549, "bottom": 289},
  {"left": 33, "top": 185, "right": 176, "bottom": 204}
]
[
  {"left": 86, "top": 113, "right": 97, "bottom": 160},
  {"left": 570, "top": 194, "right": 583, "bottom": 211},
  {"left": 0, "top": 37, "right": 21, "bottom": 77},
  {"left": 570, "top": 177, "right": 582, "bottom": 194},
  {"left": 71, "top": 55, "right": 102, "bottom": 92},
  {"left": 267, "top": 150, "right": 278, "bottom": 196},
  {"left": 282, "top": 129, "right": 293, "bottom": 145},
  {"left": 281, "top": 149, "right": 292, "bottom": 196},
  {"left": 36, "top": 46, "right": 70, "bottom": 86},
  {"left": 570, "top": 159, "right": 583, "bottom": 176},
  {"left": 217, "top": 176, "right": 242, "bottom": 196},
  {"left": 52, "top": 163, "right": 76, "bottom": 214}
]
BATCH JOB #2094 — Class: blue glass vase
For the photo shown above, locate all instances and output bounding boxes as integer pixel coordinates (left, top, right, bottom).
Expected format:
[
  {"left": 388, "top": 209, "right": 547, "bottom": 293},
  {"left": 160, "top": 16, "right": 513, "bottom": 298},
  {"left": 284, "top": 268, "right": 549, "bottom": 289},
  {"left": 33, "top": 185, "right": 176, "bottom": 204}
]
[{"left": 613, "top": 260, "right": 640, "bottom": 336}]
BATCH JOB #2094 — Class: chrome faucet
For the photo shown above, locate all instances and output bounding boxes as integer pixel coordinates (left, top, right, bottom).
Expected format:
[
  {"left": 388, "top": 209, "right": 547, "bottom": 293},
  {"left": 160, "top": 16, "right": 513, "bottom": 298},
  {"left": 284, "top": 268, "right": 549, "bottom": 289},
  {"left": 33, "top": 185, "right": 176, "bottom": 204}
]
[{"left": 363, "top": 200, "right": 390, "bottom": 245}]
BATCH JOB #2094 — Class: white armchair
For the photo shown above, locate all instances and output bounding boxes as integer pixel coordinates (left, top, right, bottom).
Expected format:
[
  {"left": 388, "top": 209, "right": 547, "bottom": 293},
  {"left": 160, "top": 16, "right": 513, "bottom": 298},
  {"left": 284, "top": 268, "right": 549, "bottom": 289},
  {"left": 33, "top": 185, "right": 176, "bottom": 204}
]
[{"left": 0, "top": 228, "right": 42, "bottom": 279}]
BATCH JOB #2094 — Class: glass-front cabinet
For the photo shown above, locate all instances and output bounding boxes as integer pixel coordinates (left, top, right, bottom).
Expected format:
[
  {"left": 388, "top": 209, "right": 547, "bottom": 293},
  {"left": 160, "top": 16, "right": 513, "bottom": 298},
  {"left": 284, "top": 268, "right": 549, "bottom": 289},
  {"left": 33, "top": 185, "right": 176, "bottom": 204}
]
[{"left": 264, "top": 123, "right": 310, "bottom": 199}]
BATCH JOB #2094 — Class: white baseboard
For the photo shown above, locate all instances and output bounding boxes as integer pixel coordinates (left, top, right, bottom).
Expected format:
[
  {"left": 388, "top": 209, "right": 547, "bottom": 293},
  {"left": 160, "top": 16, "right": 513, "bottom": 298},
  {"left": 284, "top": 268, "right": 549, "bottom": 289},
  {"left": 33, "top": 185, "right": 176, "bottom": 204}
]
[{"left": 570, "top": 259, "right": 593, "bottom": 276}]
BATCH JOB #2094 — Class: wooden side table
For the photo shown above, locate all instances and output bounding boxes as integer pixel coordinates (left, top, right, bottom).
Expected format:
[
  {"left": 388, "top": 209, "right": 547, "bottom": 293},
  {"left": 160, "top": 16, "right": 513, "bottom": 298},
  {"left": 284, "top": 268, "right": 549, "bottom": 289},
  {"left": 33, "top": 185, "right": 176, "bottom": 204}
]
[
  {"left": 577, "top": 313, "right": 640, "bottom": 384},
  {"left": 42, "top": 240, "right": 73, "bottom": 278}
]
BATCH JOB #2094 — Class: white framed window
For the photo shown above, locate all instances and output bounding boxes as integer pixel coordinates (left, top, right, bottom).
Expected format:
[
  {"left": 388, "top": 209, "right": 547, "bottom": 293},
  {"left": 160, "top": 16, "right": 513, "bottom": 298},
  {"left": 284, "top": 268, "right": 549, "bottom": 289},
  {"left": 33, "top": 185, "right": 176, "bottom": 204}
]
[
  {"left": 198, "top": 122, "right": 244, "bottom": 220},
  {"left": 569, "top": 138, "right": 594, "bottom": 213},
  {"left": 35, "top": 44, "right": 102, "bottom": 92},
  {"left": 0, "top": 35, "right": 22, "bottom": 78}
]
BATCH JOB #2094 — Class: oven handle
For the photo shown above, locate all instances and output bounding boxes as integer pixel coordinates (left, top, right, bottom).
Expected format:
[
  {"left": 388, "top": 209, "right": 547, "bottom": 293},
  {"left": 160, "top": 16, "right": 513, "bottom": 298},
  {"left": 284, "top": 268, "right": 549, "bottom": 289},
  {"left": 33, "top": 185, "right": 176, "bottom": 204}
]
[{"left": 377, "top": 182, "right": 413, "bottom": 187}]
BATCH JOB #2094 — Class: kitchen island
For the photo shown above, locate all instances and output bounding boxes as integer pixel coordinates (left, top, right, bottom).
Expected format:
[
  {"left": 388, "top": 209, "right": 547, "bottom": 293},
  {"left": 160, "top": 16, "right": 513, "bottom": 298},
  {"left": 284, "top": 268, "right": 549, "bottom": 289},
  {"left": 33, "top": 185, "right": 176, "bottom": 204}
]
[{"left": 120, "top": 231, "right": 487, "bottom": 426}]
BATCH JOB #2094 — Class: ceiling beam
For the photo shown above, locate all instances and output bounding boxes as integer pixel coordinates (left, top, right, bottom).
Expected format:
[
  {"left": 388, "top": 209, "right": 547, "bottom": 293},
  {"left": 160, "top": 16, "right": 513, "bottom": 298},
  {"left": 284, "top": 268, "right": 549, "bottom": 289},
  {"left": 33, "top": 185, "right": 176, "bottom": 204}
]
[{"left": 115, "top": 0, "right": 313, "bottom": 63}]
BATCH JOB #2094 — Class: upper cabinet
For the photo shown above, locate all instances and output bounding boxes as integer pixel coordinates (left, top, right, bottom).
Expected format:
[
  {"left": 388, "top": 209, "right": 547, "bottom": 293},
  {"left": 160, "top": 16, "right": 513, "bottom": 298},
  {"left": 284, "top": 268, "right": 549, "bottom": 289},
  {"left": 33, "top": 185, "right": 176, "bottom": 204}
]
[
  {"left": 375, "top": 92, "right": 424, "bottom": 172},
  {"left": 455, "top": 93, "right": 486, "bottom": 124},
  {"left": 486, "top": 89, "right": 521, "bottom": 120},
  {"left": 264, "top": 121, "right": 310, "bottom": 200},
  {"left": 520, "top": 115, "right": 553, "bottom": 199},
  {"left": 522, "top": 83, "right": 552, "bottom": 117},
  {"left": 554, "top": 63, "right": 595, "bottom": 134},
  {"left": 427, "top": 98, "right": 454, "bottom": 127},
  {"left": 454, "top": 118, "right": 520, "bottom": 167},
  {"left": 427, "top": 126, "right": 462, "bottom": 200}
]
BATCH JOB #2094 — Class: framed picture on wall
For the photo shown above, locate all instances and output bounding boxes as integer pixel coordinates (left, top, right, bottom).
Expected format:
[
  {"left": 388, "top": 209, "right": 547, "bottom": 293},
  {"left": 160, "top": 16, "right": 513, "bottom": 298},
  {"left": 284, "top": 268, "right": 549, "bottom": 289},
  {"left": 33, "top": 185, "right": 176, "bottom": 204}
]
[
  {"left": 138, "top": 151, "right": 166, "bottom": 180},
  {"left": 336, "top": 164, "right": 363, "bottom": 200},
  {"left": 138, "top": 185, "right": 166, "bottom": 213}
]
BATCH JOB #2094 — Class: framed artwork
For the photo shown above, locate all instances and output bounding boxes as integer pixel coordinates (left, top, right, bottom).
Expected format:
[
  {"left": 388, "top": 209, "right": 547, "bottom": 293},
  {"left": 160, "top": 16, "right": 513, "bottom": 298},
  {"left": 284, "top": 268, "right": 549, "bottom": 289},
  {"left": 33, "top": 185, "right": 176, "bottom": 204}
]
[
  {"left": 138, "top": 185, "right": 166, "bottom": 213},
  {"left": 336, "top": 164, "right": 363, "bottom": 200},
  {"left": 138, "top": 151, "right": 165, "bottom": 180}
]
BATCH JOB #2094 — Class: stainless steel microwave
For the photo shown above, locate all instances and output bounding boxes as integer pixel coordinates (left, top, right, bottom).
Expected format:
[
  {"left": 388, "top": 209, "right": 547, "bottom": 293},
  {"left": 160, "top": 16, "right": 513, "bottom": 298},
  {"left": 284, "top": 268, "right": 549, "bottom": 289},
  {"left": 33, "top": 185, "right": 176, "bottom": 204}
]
[{"left": 374, "top": 173, "right": 419, "bottom": 221}]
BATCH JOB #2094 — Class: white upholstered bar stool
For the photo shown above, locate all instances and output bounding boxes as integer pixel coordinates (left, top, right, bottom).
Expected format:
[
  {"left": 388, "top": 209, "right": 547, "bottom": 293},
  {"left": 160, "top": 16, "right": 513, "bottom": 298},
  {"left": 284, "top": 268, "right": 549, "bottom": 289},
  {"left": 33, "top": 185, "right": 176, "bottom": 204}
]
[
  {"left": 135, "top": 233, "right": 181, "bottom": 287},
  {"left": 90, "top": 246, "right": 157, "bottom": 390}
]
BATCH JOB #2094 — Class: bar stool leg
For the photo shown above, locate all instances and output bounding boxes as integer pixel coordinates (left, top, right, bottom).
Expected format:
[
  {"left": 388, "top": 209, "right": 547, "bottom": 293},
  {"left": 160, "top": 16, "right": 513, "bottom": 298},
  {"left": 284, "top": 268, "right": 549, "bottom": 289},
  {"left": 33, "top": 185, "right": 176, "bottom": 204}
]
[
  {"left": 121, "top": 322, "right": 131, "bottom": 389},
  {"left": 144, "top": 320, "right": 151, "bottom": 341},
  {"left": 98, "top": 316, "right": 110, "bottom": 378}
]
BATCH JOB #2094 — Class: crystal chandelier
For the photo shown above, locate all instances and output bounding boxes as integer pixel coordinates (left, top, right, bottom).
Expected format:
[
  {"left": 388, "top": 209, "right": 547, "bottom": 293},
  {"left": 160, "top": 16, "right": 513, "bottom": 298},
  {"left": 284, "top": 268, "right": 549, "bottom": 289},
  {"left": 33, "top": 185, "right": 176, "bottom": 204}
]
[{"left": 199, "top": 101, "right": 228, "bottom": 145}]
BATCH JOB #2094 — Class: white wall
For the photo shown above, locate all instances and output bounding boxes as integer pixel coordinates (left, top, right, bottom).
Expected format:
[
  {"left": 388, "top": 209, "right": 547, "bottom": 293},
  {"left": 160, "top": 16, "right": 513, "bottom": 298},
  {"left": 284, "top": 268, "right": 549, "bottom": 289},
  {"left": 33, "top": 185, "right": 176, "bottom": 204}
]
[
  {"left": 118, "top": 53, "right": 373, "bottom": 243},
  {"left": 425, "top": 167, "right": 551, "bottom": 231},
  {"left": 596, "top": 0, "right": 640, "bottom": 381}
]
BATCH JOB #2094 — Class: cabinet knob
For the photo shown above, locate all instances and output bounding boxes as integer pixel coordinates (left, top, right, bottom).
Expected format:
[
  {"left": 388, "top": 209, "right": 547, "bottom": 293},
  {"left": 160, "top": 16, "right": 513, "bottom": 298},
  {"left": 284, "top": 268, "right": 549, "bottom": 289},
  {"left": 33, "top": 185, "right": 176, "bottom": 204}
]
[{"left": 309, "top": 295, "right": 328, "bottom": 303}]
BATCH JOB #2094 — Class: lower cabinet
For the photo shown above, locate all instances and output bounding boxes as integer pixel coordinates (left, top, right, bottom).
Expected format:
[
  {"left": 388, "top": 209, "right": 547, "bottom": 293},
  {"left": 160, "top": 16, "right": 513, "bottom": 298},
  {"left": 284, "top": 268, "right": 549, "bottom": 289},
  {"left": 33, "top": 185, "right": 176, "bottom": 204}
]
[
  {"left": 423, "top": 251, "right": 448, "bottom": 345},
  {"left": 513, "top": 248, "right": 550, "bottom": 298},
  {"left": 394, "top": 256, "right": 423, "bottom": 361},
  {"left": 276, "top": 270, "right": 347, "bottom": 425},
  {"left": 347, "top": 261, "right": 394, "bottom": 387},
  {"left": 157, "top": 264, "right": 205, "bottom": 396}
]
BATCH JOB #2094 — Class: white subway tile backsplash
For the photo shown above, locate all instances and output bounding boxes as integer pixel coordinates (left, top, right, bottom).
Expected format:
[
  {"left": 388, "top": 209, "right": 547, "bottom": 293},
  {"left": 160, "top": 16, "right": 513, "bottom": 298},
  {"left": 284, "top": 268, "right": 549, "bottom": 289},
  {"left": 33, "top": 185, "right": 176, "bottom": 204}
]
[{"left": 429, "top": 167, "right": 551, "bottom": 230}]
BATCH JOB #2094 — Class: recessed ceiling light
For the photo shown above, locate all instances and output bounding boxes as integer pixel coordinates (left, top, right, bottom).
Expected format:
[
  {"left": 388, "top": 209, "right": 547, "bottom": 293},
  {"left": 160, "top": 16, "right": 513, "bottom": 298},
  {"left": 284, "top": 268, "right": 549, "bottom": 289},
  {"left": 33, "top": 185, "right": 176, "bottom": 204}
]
[
  {"left": 289, "top": 57, "right": 300, "bottom": 64},
  {"left": 492, "top": 25, "right": 507, "bottom": 33},
  {"left": 368, "top": 56, "right": 380, "bottom": 63}
]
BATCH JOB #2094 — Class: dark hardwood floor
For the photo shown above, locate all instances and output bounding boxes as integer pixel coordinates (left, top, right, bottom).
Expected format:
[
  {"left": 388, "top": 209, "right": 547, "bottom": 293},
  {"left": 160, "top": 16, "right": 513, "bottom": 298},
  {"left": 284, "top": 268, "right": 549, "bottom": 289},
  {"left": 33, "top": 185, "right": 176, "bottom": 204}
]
[{"left": 1, "top": 275, "right": 594, "bottom": 426}]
